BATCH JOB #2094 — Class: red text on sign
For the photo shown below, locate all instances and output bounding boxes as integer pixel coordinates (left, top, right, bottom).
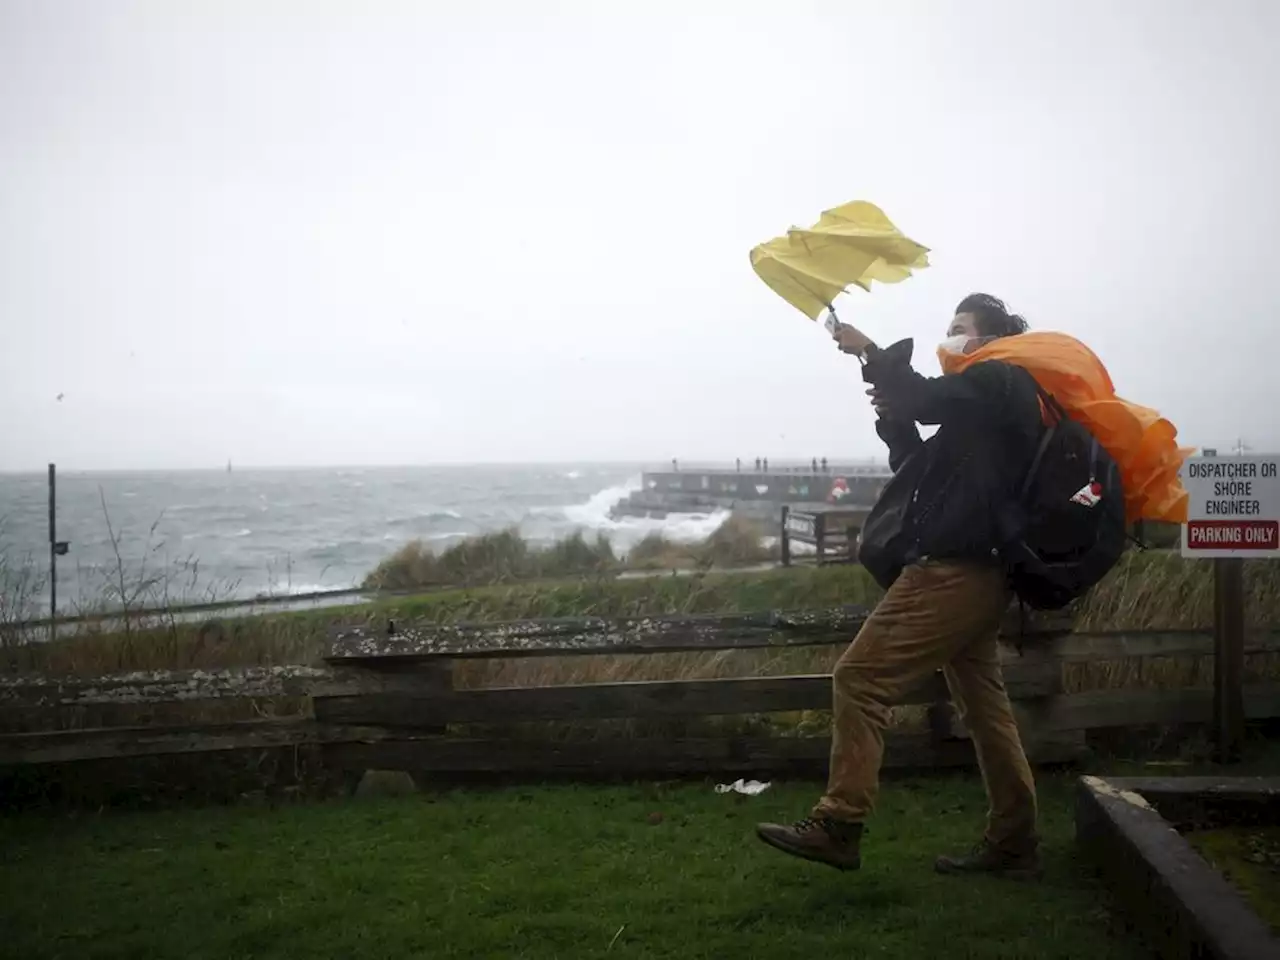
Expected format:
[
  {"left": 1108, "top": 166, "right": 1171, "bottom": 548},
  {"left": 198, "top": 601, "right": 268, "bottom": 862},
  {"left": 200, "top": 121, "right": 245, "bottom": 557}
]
[{"left": 1186, "top": 520, "right": 1280, "bottom": 550}]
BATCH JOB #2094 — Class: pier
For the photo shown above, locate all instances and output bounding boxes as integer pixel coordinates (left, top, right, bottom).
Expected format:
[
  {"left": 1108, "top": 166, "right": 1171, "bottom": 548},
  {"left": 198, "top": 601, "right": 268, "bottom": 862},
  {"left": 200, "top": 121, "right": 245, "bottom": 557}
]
[{"left": 610, "top": 461, "right": 892, "bottom": 522}]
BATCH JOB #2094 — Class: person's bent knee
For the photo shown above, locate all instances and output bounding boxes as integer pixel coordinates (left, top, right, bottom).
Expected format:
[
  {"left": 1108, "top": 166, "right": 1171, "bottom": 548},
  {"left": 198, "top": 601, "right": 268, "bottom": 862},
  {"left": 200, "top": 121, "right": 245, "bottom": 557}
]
[
  {"left": 832, "top": 658, "right": 894, "bottom": 720},
  {"left": 833, "top": 655, "right": 878, "bottom": 690}
]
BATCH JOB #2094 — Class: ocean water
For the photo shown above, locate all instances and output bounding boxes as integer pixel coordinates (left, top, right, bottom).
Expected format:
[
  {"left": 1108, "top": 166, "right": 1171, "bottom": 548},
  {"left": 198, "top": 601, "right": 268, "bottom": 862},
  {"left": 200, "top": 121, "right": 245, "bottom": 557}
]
[{"left": 0, "top": 466, "right": 730, "bottom": 614}]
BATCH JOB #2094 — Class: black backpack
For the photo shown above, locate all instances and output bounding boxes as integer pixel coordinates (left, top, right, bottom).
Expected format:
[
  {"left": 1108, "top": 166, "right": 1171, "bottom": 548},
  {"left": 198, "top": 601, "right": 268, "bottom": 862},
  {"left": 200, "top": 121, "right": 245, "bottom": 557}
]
[
  {"left": 856, "top": 448, "right": 927, "bottom": 591},
  {"left": 999, "top": 384, "right": 1129, "bottom": 610}
]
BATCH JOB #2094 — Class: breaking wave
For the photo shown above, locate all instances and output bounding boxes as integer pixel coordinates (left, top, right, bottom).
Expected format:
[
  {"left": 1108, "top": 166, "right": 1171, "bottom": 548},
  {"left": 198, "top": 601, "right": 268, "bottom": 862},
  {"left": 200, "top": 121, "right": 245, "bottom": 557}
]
[{"left": 552, "top": 478, "right": 731, "bottom": 552}]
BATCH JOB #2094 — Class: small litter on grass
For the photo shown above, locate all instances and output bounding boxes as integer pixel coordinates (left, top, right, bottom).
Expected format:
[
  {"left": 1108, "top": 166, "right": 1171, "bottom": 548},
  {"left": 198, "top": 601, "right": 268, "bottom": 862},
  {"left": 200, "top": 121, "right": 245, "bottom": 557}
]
[{"left": 715, "top": 779, "right": 771, "bottom": 796}]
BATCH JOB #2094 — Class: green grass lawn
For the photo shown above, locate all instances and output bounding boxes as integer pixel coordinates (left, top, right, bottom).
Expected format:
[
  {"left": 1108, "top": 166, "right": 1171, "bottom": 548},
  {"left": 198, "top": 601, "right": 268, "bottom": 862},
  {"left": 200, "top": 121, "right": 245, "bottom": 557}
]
[{"left": 0, "top": 769, "right": 1141, "bottom": 960}]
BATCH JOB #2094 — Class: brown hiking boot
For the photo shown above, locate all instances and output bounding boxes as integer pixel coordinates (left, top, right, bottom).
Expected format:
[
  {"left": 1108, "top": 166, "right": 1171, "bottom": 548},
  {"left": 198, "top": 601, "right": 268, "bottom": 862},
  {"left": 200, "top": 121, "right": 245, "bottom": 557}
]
[
  {"left": 934, "top": 837, "right": 1043, "bottom": 881},
  {"left": 755, "top": 817, "right": 863, "bottom": 871}
]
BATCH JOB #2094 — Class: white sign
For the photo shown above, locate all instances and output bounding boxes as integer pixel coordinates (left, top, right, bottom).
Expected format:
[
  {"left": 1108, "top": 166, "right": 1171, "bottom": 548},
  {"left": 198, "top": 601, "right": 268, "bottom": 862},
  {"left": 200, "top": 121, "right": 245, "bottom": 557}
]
[
  {"left": 785, "top": 513, "right": 816, "bottom": 540},
  {"left": 1179, "top": 454, "right": 1280, "bottom": 558}
]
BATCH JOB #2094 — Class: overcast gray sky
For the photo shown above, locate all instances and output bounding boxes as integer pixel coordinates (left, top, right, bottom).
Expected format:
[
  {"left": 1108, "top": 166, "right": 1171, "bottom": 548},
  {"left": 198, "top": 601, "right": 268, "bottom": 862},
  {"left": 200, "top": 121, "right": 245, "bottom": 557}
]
[{"left": 2, "top": 0, "right": 1277, "bottom": 471}]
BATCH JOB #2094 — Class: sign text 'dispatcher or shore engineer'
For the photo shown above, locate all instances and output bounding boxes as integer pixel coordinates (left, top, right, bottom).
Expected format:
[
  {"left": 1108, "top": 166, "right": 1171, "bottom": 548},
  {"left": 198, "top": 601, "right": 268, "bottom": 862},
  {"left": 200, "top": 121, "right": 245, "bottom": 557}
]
[{"left": 1180, "top": 455, "right": 1280, "bottom": 558}]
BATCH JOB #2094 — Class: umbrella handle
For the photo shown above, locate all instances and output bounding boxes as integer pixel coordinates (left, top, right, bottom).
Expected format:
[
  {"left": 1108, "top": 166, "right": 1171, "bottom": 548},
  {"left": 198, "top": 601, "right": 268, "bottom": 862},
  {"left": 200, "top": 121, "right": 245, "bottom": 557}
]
[{"left": 825, "top": 306, "right": 877, "bottom": 363}]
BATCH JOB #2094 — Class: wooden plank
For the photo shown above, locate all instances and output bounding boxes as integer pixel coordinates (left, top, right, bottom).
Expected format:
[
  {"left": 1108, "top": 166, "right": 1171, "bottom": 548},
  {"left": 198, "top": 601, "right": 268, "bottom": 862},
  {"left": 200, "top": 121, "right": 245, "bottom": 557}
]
[
  {"left": 16, "top": 629, "right": 1280, "bottom": 719},
  {"left": 328, "top": 605, "right": 1077, "bottom": 662},
  {"left": 0, "top": 664, "right": 455, "bottom": 737},
  {"left": 15, "top": 629, "right": 1263, "bottom": 715},
  {"left": 0, "top": 665, "right": 335, "bottom": 707},
  {"left": 312, "top": 663, "right": 453, "bottom": 698},
  {"left": 1025, "top": 683, "right": 1280, "bottom": 733},
  {"left": 321, "top": 730, "right": 1089, "bottom": 778},
  {"left": 1214, "top": 557, "right": 1247, "bottom": 763},
  {"left": 0, "top": 718, "right": 1084, "bottom": 771},
  {"left": 316, "top": 675, "right": 832, "bottom": 727},
  {"left": 0, "top": 663, "right": 453, "bottom": 708},
  {"left": 328, "top": 606, "right": 877, "bottom": 662},
  {"left": 997, "top": 606, "right": 1079, "bottom": 640},
  {"left": 9, "top": 682, "right": 1277, "bottom": 769},
  {"left": 314, "top": 661, "right": 1062, "bottom": 728},
  {"left": 0, "top": 719, "right": 343, "bottom": 765},
  {"left": 0, "top": 700, "right": 307, "bottom": 737},
  {"left": 1047, "top": 630, "right": 1280, "bottom": 662},
  {"left": 931, "top": 683, "right": 1280, "bottom": 741}
]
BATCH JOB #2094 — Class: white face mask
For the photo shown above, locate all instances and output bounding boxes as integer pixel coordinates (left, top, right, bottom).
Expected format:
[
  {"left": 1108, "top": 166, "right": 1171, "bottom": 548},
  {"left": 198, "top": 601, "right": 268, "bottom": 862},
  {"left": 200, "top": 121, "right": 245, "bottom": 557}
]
[{"left": 938, "top": 334, "right": 976, "bottom": 356}]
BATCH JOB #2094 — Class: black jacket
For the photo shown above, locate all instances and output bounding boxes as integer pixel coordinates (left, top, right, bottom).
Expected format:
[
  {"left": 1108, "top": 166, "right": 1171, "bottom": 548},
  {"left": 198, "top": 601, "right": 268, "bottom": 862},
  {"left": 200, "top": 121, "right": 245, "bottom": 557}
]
[{"left": 858, "top": 338, "right": 1043, "bottom": 581}]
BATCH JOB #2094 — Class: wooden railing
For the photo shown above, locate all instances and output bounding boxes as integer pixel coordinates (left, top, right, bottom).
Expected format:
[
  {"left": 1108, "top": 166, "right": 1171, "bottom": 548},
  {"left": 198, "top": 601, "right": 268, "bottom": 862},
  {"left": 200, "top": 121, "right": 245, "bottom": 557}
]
[
  {"left": 779, "top": 506, "right": 868, "bottom": 566},
  {"left": 3, "top": 606, "right": 1279, "bottom": 778}
]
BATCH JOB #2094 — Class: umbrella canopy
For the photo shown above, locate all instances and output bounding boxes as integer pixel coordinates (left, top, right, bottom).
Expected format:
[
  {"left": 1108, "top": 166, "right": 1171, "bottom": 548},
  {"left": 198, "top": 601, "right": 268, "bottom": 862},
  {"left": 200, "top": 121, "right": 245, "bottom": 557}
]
[{"left": 750, "top": 201, "right": 930, "bottom": 320}]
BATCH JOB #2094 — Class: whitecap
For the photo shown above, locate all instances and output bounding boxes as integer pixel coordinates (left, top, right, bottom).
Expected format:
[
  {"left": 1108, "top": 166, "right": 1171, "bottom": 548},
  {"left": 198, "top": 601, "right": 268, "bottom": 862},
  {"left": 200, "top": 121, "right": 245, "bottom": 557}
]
[
  {"left": 551, "top": 478, "right": 735, "bottom": 552},
  {"left": 387, "top": 508, "right": 464, "bottom": 525}
]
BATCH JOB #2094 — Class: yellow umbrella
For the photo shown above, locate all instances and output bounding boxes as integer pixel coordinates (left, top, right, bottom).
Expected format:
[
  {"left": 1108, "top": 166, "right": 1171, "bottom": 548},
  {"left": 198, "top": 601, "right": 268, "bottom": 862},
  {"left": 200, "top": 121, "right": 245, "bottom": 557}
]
[{"left": 750, "top": 200, "right": 930, "bottom": 321}]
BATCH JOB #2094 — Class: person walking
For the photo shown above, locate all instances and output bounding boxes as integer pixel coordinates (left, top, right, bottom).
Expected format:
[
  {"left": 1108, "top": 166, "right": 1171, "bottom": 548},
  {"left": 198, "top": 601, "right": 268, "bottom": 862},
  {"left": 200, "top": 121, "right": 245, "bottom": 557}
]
[{"left": 755, "top": 294, "right": 1045, "bottom": 880}]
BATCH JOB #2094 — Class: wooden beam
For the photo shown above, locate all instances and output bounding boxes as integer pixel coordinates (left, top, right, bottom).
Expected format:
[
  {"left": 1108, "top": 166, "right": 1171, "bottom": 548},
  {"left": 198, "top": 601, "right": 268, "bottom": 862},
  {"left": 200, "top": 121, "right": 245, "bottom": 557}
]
[
  {"left": 314, "top": 662, "right": 1061, "bottom": 728},
  {"left": 1214, "top": 557, "right": 1247, "bottom": 763},
  {"left": 0, "top": 664, "right": 334, "bottom": 707},
  {"left": 1047, "top": 630, "right": 1280, "bottom": 662},
  {"left": 327, "top": 607, "right": 876, "bottom": 662},
  {"left": 328, "top": 605, "right": 1076, "bottom": 662},
  {"left": 29, "top": 634, "right": 1279, "bottom": 717},
  {"left": 29, "top": 628, "right": 1273, "bottom": 715},
  {"left": 0, "top": 718, "right": 342, "bottom": 765},
  {"left": 0, "top": 719, "right": 1083, "bottom": 771},
  {"left": 13, "top": 681, "right": 1280, "bottom": 768},
  {"left": 10, "top": 631, "right": 1271, "bottom": 712},
  {"left": 0, "top": 663, "right": 453, "bottom": 708},
  {"left": 914, "top": 683, "right": 1280, "bottom": 741},
  {"left": 1026, "top": 683, "right": 1280, "bottom": 733},
  {"left": 321, "top": 730, "right": 1089, "bottom": 778}
]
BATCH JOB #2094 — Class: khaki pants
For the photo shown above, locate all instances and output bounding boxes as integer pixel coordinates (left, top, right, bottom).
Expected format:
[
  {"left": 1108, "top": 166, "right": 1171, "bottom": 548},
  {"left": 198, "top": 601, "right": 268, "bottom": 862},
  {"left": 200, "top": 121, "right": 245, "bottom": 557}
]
[{"left": 812, "top": 561, "right": 1038, "bottom": 848}]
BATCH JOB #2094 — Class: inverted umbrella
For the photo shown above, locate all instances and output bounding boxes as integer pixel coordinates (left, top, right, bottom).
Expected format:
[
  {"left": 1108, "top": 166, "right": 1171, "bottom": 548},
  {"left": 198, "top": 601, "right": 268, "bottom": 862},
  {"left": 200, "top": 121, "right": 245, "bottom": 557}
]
[{"left": 749, "top": 200, "right": 930, "bottom": 332}]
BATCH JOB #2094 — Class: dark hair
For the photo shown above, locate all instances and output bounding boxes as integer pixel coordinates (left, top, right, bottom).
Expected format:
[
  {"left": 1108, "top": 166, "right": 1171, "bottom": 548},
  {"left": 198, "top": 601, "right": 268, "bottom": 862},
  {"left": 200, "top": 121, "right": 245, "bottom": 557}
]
[{"left": 954, "top": 293, "right": 1029, "bottom": 338}]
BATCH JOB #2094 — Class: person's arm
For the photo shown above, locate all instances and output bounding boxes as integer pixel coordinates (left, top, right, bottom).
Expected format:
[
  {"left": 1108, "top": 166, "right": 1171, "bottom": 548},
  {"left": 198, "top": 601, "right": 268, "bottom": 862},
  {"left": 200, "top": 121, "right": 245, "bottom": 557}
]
[
  {"left": 865, "top": 341, "right": 1023, "bottom": 429},
  {"left": 859, "top": 338, "right": 924, "bottom": 472}
]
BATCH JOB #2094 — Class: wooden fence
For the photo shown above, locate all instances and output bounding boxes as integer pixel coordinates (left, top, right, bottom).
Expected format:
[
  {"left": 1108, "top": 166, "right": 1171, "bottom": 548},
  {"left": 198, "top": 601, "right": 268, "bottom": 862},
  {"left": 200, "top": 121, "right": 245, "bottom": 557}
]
[{"left": 3, "top": 606, "right": 1279, "bottom": 780}]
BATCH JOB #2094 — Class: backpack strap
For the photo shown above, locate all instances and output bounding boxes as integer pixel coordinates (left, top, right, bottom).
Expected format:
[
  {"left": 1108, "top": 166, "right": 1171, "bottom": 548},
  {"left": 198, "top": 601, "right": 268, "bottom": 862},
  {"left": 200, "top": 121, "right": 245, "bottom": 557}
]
[
  {"left": 1031, "top": 380, "right": 1069, "bottom": 423},
  {"left": 1019, "top": 420, "right": 1057, "bottom": 502},
  {"left": 1017, "top": 380, "right": 1065, "bottom": 502}
]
